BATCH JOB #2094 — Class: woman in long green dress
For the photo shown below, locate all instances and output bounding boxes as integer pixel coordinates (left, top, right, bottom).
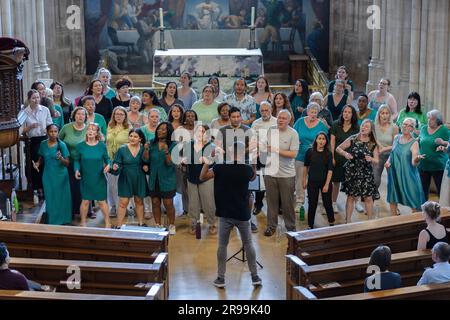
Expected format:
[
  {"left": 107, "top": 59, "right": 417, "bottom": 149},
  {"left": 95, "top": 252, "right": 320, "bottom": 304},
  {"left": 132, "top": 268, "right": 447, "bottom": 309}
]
[
  {"left": 59, "top": 107, "right": 88, "bottom": 216},
  {"left": 33, "top": 124, "right": 72, "bottom": 225},
  {"left": 386, "top": 118, "right": 426, "bottom": 214},
  {"left": 111, "top": 129, "right": 149, "bottom": 228},
  {"left": 74, "top": 123, "right": 111, "bottom": 228}
]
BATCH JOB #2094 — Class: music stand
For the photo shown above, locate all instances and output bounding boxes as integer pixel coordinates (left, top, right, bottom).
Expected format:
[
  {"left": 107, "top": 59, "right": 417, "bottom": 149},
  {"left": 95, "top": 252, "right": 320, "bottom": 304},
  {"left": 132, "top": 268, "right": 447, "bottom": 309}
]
[{"left": 227, "top": 246, "right": 263, "bottom": 269}]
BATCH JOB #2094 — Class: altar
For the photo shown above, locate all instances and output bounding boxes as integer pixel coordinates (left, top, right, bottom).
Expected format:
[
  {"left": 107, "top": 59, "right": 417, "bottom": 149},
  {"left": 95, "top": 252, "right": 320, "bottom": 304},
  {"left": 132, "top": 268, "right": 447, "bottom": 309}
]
[
  {"left": 116, "top": 28, "right": 303, "bottom": 52},
  {"left": 152, "top": 48, "right": 264, "bottom": 92}
]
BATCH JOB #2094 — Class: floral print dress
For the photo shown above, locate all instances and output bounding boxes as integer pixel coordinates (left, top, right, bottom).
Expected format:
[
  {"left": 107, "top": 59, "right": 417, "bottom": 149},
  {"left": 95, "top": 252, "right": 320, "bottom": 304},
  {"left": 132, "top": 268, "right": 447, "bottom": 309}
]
[{"left": 341, "top": 136, "right": 380, "bottom": 200}]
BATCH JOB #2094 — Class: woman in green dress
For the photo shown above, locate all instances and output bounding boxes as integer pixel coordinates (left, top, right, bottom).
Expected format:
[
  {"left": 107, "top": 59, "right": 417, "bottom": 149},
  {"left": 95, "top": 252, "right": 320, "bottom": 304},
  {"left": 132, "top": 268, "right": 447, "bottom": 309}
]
[
  {"left": 145, "top": 122, "right": 177, "bottom": 235},
  {"left": 75, "top": 123, "right": 111, "bottom": 228},
  {"left": 59, "top": 107, "right": 88, "bottom": 216},
  {"left": 82, "top": 95, "right": 108, "bottom": 138},
  {"left": 386, "top": 118, "right": 426, "bottom": 214},
  {"left": 33, "top": 124, "right": 72, "bottom": 225},
  {"left": 111, "top": 129, "right": 149, "bottom": 228}
]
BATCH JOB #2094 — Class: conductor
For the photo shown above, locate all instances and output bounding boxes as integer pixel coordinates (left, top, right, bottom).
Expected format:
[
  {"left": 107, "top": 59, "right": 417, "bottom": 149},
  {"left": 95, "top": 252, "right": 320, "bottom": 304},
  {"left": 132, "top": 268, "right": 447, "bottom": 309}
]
[{"left": 200, "top": 141, "right": 262, "bottom": 289}]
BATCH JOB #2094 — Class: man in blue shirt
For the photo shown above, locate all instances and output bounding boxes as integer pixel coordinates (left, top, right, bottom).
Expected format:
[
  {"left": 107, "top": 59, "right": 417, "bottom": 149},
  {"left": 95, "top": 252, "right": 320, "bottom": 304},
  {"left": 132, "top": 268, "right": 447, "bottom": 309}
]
[{"left": 417, "top": 242, "right": 450, "bottom": 285}]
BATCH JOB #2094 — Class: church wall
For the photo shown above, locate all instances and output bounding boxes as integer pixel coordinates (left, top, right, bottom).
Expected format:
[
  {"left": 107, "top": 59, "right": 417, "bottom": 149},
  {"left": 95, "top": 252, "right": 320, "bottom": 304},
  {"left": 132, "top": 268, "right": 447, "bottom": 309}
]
[{"left": 329, "top": 0, "right": 373, "bottom": 93}]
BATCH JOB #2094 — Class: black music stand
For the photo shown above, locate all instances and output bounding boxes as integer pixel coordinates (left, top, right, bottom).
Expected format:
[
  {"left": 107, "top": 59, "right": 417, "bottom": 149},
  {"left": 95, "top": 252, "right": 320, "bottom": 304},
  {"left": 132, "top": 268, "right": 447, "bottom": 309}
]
[{"left": 227, "top": 246, "right": 263, "bottom": 269}]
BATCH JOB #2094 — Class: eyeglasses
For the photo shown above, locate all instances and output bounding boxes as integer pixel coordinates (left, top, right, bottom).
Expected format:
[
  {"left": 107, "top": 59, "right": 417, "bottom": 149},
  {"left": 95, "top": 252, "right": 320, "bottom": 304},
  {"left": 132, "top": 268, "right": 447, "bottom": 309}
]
[
  {"left": 379, "top": 82, "right": 389, "bottom": 86},
  {"left": 401, "top": 123, "right": 414, "bottom": 128}
]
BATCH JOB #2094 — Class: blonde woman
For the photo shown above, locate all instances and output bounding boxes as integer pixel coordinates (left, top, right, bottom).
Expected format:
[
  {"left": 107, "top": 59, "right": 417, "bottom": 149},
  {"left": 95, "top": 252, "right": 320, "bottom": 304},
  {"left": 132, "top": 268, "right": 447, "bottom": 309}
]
[
  {"left": 75, "top": 123, "right": 111, "bottom": 228},
  {"left": 373, "top": 104, "right": 399, "bottom": 189},
  {"left": 106, "top": 107, "right": 131, "bottom": 215}
]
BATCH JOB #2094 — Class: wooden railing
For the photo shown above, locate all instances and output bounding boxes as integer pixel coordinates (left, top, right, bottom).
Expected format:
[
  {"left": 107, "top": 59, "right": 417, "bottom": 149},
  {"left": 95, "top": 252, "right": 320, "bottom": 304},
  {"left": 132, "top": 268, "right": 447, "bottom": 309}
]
[{"left": 304, "top": 47, "right": 329, "bottom": 97}]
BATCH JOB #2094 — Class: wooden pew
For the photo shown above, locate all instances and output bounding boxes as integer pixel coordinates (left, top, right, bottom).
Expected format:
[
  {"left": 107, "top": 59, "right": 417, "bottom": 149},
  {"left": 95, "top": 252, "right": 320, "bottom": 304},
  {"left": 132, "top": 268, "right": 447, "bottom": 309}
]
[
  {"left": 293, "top": 283, "right": 450, "bottom": 300},
  {"left": 9, "top": 254, "right": 168, "bottom": 299},
  {"left": 286, "top": 250, "right": 432, "bottom": 300},
  {"left": 0, "top": 285, "right": 163, "bottom": 300},
  {"left": 286, "top": 209, "right": 450, "bottom": 266},
  {"left": 0, "top": 222, "right": 168, "bottom": 264}
]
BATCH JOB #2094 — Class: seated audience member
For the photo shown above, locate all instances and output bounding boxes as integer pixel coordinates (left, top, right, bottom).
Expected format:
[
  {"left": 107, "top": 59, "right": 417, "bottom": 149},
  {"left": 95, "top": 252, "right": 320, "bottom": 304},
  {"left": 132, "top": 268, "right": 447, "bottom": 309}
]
[
  {"left": 364, "top": 245, "right": 401, "bottom": 292},
  {"left": 417, "top": 242, "right": 450, "bottom": 285},
  {"left": 0, "top": 243, "right": 30, "bottom": 290},
  {"left": 418, "top": 201, "right": 450, "bottom": 250}
]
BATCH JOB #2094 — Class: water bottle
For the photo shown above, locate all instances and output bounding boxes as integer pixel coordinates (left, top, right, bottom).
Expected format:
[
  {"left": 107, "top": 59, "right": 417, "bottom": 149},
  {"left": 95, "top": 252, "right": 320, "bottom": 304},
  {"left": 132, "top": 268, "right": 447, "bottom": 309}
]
[
  {"left": 299, "top": 206, "right": 305, "bottom": 221},
  {"left": 33, "top": 190, "right": 39, "bottom": 205},
  {"left": 6, "top": 199, "right": 12, "bottom": 221},
  {"left": 195, "top": 222, "right": 202, "bottom": 240},
  {"left": 11, "top": 188, "right": 19, "bottom": 214}
]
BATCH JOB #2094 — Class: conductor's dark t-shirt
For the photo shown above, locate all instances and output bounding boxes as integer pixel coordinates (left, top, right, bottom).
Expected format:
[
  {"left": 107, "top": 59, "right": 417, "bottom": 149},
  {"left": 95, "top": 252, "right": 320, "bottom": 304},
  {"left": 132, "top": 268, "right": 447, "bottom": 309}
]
[{"left": 213, "top": 163, "right": 254, "bottom": 221}]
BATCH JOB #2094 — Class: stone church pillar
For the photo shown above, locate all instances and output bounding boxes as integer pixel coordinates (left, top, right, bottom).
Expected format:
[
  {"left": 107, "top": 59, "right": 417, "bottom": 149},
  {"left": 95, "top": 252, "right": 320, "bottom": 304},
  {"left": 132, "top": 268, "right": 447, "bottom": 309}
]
[
  {"left": 1, "top": 0, "right": 13, "bottom": 36},
  {"left": 36, "top": 0, "right": 50, "bottom": 78},
  {"left": 367, "top": 0, "right": 385, "bottom": 92}
]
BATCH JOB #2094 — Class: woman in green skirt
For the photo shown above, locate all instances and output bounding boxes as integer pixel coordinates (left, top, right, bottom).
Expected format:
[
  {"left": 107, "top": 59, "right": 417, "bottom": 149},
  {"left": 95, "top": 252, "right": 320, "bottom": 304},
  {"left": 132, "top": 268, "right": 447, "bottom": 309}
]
[
  {"left": 111, "top": 129, "right": 149, "bottom": 228},
  {"left": 33, "top": 124, "right": 72, "bottom": 225},
  {"left": 75, "top": 123, "right": 111, "bottom": 228}
]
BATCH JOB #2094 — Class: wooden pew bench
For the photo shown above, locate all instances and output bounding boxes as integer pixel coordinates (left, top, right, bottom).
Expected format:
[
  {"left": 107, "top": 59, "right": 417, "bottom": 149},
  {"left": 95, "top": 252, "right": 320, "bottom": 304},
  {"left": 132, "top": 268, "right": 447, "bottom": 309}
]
[
  {"left": 9, "top": 254, "right": 168, "bottom": 299},
  {"left": 0, "top": 222, "right": 168, "bottom": 264},
  {"left": 0, "top": 285, "right": 163, "bottom": 300},
  {"left": 293, "top": 282, "right": 450, "bottom": 300},
  {"left": 286, "top": 250, "right": 432, "bottom": 300},
  {"left": 286, "top": 209, "right": 450, "bottom": 266}
]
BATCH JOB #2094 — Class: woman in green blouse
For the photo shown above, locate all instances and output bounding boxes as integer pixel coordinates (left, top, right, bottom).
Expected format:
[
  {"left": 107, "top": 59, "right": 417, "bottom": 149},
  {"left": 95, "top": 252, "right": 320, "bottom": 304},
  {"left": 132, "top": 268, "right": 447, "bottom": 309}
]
[
  {"left": 145, "top": 122, "right": 177, "bottom": 235},
  {"left": 396, "top": 92, "right": 427, "bottom": 134},
  {"left": 75, "top": 123, "right": 111, "bottom": 228},
  {"left": 111, "top": 129, "right": 149, "bottom": 228},
  {"left": 418, "top": 109, "right": 450, "bottom": 200},
  {"left": 59, "top": 107, "right": 88, "bottom": 216}
]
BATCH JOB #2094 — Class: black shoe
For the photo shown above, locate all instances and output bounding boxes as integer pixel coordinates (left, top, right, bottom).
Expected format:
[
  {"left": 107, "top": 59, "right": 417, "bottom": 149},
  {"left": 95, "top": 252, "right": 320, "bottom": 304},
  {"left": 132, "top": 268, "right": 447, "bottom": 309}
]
[
  {"left": 251, "top": 222, "right": 258, "bottom": 233},
  {"left": 253, "top": 207, "right": 262, "bottom": 216}
]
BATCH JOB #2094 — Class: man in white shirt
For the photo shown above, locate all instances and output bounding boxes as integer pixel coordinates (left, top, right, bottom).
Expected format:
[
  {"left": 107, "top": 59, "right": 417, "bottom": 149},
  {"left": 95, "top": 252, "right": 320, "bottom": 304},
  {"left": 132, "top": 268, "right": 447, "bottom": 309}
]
[
  {"left": 263, "top": 110, "right": 299, "bottom": 236},
  {"left": 251, "top": 101, "right": 277, "bottom": 216},
  {"left": 417, "top": 242, "right": 450, "bottom": 285}
]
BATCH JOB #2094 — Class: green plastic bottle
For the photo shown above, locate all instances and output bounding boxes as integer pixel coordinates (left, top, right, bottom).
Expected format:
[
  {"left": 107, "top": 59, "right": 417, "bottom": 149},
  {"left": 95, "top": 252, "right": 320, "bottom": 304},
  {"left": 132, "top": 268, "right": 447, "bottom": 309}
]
[{"left": 299, "top": 206, "right": 305, "bottom": 221}]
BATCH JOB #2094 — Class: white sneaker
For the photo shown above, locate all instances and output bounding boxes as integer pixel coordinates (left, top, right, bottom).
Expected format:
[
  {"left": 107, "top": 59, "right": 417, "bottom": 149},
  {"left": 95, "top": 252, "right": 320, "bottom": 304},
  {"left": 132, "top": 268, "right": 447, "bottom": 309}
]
[
  {"left": 355, "top": 201, "right": 365, "bottom": 213},
  {"left": 169, "top": 225, "right": 176, "bottom": 235},
  {"left": 332, "top": 202, "right": 339, "bottom": 213}
]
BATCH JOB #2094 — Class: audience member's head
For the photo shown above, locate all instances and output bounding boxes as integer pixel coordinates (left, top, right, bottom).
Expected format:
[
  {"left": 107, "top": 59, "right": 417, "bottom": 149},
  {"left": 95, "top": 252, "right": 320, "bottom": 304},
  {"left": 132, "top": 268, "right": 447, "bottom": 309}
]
[
  {"left": 432, "top": 242, "right": 450, "bottom": 263},
  {"left": 422, "top": 201, "right": 441, "bottom": 223},
  {"left": 369, "top": 245, "right": 392, "bottom": 272},
  {"left": 0, "top": 243, "right": 10, "bottom": 268}
]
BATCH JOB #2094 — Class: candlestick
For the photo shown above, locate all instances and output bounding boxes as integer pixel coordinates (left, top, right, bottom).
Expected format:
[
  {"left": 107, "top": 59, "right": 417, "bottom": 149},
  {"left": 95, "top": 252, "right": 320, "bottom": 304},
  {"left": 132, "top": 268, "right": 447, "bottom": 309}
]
[
  {"left": 251, "top": 7, "right": 255, "bottom": 27},
  {"left": 159, "top": 8, "right": 164, "bottom": 28}
]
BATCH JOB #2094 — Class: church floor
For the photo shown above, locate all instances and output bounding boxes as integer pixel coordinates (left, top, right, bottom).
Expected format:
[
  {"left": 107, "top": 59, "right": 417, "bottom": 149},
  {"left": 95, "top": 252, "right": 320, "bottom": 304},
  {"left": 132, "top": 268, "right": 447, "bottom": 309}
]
[{"left": 17, "top": 170, "right": 435, "bottom": 300}]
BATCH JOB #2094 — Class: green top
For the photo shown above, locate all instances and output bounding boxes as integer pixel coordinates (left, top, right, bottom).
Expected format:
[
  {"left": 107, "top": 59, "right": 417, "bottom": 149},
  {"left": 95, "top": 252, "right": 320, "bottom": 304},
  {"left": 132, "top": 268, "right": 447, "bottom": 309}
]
[
  {"left": 141, "top": 126, "right": 156, "bottom": 143},
  {"left": 105, "top": 88, "right": 116, "bottom": 100},
  {"left": 89, "top": 113, "right": 108, "bottom": 138},
  {"left": 74, "top": 141, "right": 110, "bottom": 201},
  {"left": 192, "top": 100, "right": 219, "bottom": 125},
  {"left": 418, "top": 125, "right": 450, "bottom": 171},
  {"left": 396, "top": 109, "right": 427, "bottom": 131},
  {"left": 52, "top": 105, "right": 64, "bottom": 129},
  {"left": 291, "top": 96, "right": 308, "bottom": 122},
  {"left": 59, "top": 123, "right": 88, "bottom": 160},
  {"left": 148, "top": 142, "right": 177, "bottom": 192}
]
